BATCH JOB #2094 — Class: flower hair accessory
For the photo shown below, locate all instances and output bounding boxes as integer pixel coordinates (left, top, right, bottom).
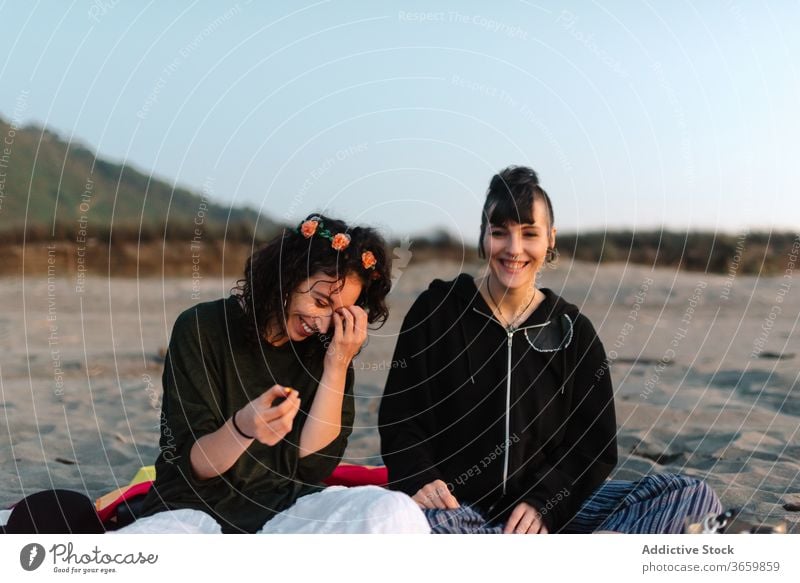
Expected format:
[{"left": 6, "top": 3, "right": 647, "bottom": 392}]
[
  {"left": 297, "top": 216, "right": 379, "bottom": 273},
  {"left": 361, "top": 251, "right": 377, "bottom": 270},
  {"left": 331, "top": 233, "right": 351, "bottom": 252}
]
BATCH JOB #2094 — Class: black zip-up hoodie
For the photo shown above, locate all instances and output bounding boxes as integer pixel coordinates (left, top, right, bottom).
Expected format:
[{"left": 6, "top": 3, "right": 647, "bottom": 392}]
[{"left": 379, "top": 274, "right": 617, "bottom": 532}]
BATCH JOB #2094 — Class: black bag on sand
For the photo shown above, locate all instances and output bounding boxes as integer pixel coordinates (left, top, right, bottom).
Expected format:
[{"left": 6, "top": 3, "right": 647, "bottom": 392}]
[{"left": 1, "top": 489, "right": 105, "bottom": 534}]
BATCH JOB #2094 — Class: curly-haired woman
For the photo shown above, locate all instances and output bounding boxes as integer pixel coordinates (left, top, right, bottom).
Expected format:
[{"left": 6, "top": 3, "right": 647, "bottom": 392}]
[{"left": 117, "top": 214, "right": 429, "bottom": 533}]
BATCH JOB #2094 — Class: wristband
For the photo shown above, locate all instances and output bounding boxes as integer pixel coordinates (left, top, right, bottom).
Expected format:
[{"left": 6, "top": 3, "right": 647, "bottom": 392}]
[{"left": 232, "top": 410, "right": 254, "bottom": 440}]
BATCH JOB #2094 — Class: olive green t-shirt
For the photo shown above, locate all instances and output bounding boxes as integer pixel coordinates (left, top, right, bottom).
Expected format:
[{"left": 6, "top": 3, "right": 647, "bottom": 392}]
[{"left": 140, "top": 296, "right": 355, "bottom": 533}]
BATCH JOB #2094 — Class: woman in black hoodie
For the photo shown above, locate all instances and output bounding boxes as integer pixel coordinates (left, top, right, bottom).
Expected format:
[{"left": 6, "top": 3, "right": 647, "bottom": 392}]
[{"left": 379, "top": 166, "right": 722, "bottom": 534}]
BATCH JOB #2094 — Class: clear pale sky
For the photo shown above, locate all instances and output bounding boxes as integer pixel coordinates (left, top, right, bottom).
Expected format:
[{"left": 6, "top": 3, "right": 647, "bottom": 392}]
[{"left": 1, "top": 1, "right": 798, "bottom": 240}]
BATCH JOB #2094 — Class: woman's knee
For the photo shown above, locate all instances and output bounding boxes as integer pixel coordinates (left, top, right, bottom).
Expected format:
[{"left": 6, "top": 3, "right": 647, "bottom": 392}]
[
  {"left": 684, "top": 478, "right": 722, "bottom": 513},
  {"left": 110, "top": 508, "right": 221, "bottom": 534},
  {"left": 656, "top": 474, "right": 722, "bottom": 514},
  {"left": 357, "top": 487, "right": 430, "bottom": 533}
]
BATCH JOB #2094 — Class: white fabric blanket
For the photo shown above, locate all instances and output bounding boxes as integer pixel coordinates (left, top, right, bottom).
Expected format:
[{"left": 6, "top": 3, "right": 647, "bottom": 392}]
[{"left": 112, "top": 486, "right": 430, "bottom": 534}]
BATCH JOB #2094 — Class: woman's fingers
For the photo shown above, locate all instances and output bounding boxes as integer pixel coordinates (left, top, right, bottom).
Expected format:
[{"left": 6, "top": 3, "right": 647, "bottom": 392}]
[
  {"left": 518, "top": 515, "right": 535, "bottom": 534},
  {"left": 349, "top": 305, "right": 368, "bottom": 343},
  {"left": 323, "top": 306, "right": 369, "bottom": 368},
  {"left": 252, "top": 388, "right": 300, "bottom": 426},
  {"left": 261, "top": 398, "right": 300, "bottom": 444},
  {"left": 262, "top": 423, "right": 289, "bottom": 445},
  {"left": 285, "top": 392, "right": 301, "bottom": 418},
  {"left": 415, "top": 480, "right": 458, "bottom": 510},
  {"left": 424, "top": 484, "right": 447, "bottom": 509},
  {"left": 411, "top": 491, "right": 433, "bottom": 509},
  {"left": 525, "top": 514, "right": 545, "bottom": 534},
  {"left": 331, "top": 310, "right": 343, "bottom": 343},
  {"left": 257, "top": 390, "right": 295, "bottom": 420},
  {"left": 273, "top": 391, "right": 300, "bottom": 419},
  {"left": 414, "top": 484, "right": 440, "bottom": 509},
  {"left": 504, "top": 504, "right": 526, "bottom": 534},
  {"left": 261, "top": 384, "right": 290, "bottom": 407},
  {"left": 433, "top": 481, "right": 459, "bottom": 509},
  {"left": 338, "top": 307, "right": 355, "bottom": 338},
  {"left": 343, "top": 306, "right": 368, "bottom": 353},
  {"left": 269, "top": 411, "right": 294, "bottom": 434},
  {"left": 504, "top": 503, "right": 547, "bottom": 534},
  {"left": 242, "top": 386, "right": 303, "bottom": 446},
  {"left": 325, "top": 307, "right": 366, "bottom": 366},
  {"left": 339, "top": 306, "right": 367, "bottom": 348}
]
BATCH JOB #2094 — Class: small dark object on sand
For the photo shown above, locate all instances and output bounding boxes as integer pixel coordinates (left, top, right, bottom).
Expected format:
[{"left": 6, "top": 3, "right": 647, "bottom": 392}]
[{"left": 757, "top": 351, "right": 795, "bottom": 360}]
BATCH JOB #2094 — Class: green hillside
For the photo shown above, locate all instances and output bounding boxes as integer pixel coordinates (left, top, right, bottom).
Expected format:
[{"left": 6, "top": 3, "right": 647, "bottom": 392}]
[
  {"left": 0, "top": 116, "right": 794, "bottom": 277},
  {"left": 0, "top": 116, "right": 281, "bottom": 241}
]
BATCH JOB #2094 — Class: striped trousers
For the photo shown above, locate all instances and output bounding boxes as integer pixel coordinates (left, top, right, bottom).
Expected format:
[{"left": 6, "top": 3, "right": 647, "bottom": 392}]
[{"left": 425, "top": 473, "right": 722, "bottom": 534}]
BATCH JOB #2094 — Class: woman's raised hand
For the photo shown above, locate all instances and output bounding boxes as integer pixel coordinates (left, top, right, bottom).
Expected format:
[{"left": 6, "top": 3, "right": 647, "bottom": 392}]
[
  {"left": 237, "top": 385, "right": 301, "bottom": 446},
  {"left": 412, "top": 479, "right": 460, "bottom": 509},
  {"left": 325, "top": 305, "right": 368, "bottom": 370}
]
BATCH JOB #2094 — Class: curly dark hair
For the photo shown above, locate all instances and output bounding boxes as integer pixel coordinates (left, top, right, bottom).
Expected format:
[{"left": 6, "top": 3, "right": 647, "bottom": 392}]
[
  {"left": 478, "top": 165, "right": 556, "bottom": 260},
  {"left": 233, "top": 213, "right": 392, "bottom": 348}
]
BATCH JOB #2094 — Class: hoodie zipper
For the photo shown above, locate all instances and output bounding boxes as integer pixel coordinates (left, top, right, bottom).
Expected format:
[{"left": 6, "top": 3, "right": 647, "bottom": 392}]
[{"left": 472, "top": 307, "right": 549, "bottom": 496}]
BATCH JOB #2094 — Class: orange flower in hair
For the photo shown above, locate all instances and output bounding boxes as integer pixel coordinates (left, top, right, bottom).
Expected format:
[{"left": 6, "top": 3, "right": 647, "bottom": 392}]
[
  {"left": 331, "top": 233, "right": 351, "bottom": 251},
  {"left": 300, "top": 219, "right": 319, "bottom": 238},
  {"left": 361, "top": 251, "right": 377, "bottom": 270}
]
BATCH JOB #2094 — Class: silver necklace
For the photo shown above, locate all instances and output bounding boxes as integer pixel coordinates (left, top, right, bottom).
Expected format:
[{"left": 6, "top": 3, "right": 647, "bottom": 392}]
[{"left": 485, "top": 277, "right": 538, "bottom": 331}]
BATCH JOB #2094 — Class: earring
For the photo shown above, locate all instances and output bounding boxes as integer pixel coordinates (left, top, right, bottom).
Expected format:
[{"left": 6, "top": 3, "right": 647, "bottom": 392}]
[
  {"left": 283, "top": 295, "right": 288, "bottom": 309},
  {"left": 546, "top": 247, "right": 559, "bottom": 268}
]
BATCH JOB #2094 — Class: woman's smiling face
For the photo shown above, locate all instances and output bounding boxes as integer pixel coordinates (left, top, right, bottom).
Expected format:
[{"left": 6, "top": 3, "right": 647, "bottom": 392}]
[
  {"left": 482, "top": 200, "right": 556, "bottom": 291},
  {"left": 283, "top": 272, "right": 363, "bottom": 341}
]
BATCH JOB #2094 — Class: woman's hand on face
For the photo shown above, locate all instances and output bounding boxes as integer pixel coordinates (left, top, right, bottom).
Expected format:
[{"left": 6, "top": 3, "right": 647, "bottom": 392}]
[
  {"left": 504, "top": 502, "right": 548, "bottom": 534},
  {"left": 412, "top": 480, "right": 460, "bottom": 510},
  {"left": 237, "top": 385, "right": 301, "bottom": 446},
  {"left": 325, "top": 305, "right": 368, "bottom": 370}
]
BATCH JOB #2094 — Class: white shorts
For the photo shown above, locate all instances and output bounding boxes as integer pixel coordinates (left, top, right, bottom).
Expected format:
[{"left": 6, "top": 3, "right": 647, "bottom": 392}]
[{"left": 112, "top": 486, "right": 430, "bottom": 534}]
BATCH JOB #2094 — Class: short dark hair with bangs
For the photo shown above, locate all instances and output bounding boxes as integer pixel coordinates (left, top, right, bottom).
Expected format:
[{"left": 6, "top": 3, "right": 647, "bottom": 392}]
[{"left": 478, "top": 165, "right": 555, "bottom": 260}]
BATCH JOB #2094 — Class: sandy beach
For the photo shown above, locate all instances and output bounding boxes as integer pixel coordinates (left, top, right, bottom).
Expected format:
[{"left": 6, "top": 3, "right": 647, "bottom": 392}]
[{"left": 1, "top": 260, "right": 797, "bottom": 532}]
